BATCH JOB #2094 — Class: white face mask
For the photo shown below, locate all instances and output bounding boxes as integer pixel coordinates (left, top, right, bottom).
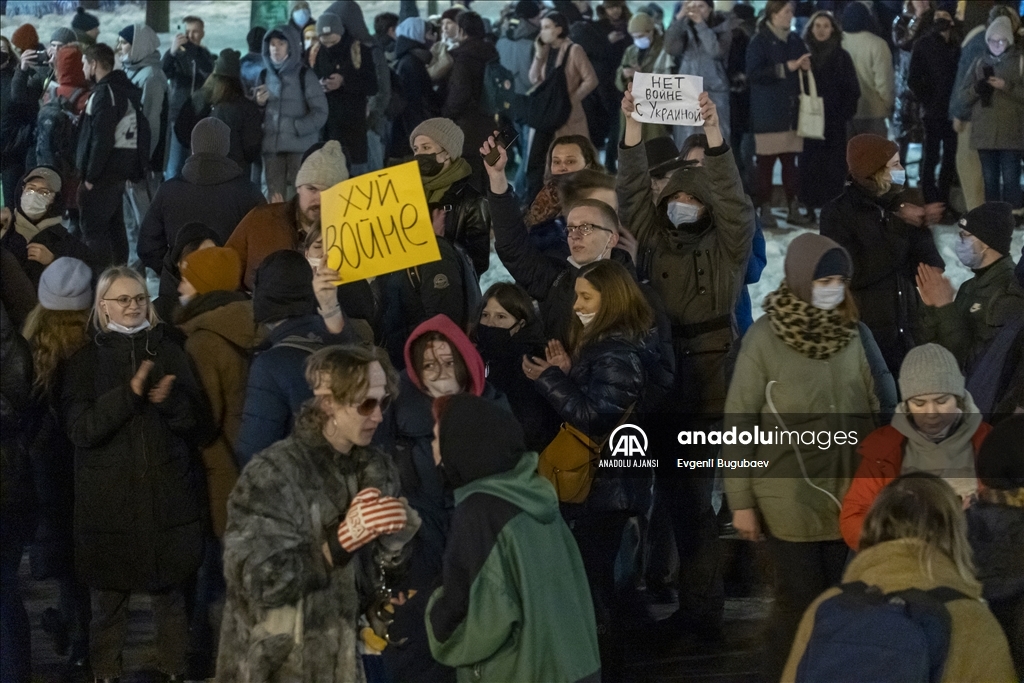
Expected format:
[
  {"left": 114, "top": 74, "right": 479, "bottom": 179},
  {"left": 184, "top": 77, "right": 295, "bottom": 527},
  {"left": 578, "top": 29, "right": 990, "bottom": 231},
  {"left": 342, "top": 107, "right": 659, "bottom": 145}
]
[
  {"left": 633, "top": 36, "right": 651, "bottom": 50},
  {"left": 667, "top": 201, "right": 701, "bottom": 226},
  {"left": 889, "top": 169, "right": 906, "bottom": 187},
  {"left": 576, "top": 311, "right": 596, "bottom": 326},
  {"left": 954, "top": 236, "right": 986, "bottom": 270},
  {"left": 811, "top": 284, "right": 846, "bottom": 311},
  {"left": 307, "top": 257, "right": 322, "bottom": 269},
  {"left": 107, "top": 319, "right": 151, "bottom": 335},
  {"left": 179, "top": 294, "right": 194, "bottom": 307},
  {"left": 21, "top": 191, "right": 53, "bottom": 219},
  {"left": 423, "top": 377, "right": 461, "bottom": 398}
]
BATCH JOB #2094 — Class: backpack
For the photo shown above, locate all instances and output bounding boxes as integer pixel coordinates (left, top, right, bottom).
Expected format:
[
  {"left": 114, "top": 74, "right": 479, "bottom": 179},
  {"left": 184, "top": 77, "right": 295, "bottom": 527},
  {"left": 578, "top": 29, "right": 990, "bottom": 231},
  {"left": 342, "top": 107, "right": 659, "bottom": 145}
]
[
  {"left": 406, "top": 239, "right": 481, "bottom": 328},
  {"left": 107, "top": 84, "right": 151, "bottom": 182},
  {"left": 795, "top": 581, "right": 969, "bottom": 683},
  {"left": 482, "top": 57, "right": 522, "bottom": 123},
  {"left": 35, "top": 87, "right": 86, "bottom": 178}
]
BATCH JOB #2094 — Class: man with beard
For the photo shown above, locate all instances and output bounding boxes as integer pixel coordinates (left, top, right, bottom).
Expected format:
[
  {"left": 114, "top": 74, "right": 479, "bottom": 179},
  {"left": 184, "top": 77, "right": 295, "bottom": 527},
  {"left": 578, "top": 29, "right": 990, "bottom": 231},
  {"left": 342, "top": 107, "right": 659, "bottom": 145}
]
[{"left": 226, "top": 141, "right": 347, "bottom": 290}]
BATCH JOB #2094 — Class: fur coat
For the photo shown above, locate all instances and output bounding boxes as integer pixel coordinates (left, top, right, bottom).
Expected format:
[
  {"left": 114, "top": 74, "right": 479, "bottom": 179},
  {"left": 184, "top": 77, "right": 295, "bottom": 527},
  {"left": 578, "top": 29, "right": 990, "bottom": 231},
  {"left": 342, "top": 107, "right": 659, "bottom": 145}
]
[{"left": 217, "top": 417, "right": 410, "bottom": 683}]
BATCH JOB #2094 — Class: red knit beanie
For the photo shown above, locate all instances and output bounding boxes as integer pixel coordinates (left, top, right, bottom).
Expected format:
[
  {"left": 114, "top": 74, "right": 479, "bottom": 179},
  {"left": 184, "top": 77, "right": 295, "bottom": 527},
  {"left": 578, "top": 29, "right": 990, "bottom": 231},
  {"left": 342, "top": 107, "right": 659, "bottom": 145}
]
[
  {"left": 180, "top": 247, "right": 242, "bottom": 294},
  {"left": 12, "top": 24, "right": 39, "bottom": 52},
  {"left": 846, "top": 134, "right": 899, "bottom": 180}
]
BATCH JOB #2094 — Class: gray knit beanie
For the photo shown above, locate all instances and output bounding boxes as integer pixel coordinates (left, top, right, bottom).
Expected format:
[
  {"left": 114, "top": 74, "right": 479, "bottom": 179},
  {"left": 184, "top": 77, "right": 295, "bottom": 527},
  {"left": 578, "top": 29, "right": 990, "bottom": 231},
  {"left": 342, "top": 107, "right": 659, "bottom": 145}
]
[
  {"left": 898, "top": 344, "right": 965, "bottom": 400},
  {"left": 191, "top": 117, "right": 230, "bottom": 157},
  {"left": 294, "top": 140, "right": 349, "bottom": 189},
  {"left": 409, "top": 118, "right": 465, "bottom": 160},
  {"left": 38, "top": 257, "right": 92, "bottom": 311},
  {"left": 50, "top": 27, "right": 78, "bottom": 45}
]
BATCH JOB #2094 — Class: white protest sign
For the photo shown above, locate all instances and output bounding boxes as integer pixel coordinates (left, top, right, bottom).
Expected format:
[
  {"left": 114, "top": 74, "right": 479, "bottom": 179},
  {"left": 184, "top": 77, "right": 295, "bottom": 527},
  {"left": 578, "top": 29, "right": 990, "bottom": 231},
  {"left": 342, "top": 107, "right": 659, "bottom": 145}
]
[{"left": 630, "top": 73, "right": 704, "bottom": 126}]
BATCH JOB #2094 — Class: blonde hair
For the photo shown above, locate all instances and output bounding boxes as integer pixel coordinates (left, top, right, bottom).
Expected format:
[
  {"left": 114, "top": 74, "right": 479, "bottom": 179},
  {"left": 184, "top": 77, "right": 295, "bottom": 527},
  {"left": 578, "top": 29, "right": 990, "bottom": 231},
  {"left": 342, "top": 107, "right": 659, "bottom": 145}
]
[
  {"left": 22, "top": 306, "right": 90, "bottom": 393},
  {"left": 295, "top": 344, "right": 399, "bottom": 433},
  {"left": 860, "top": 473, "right": 979, "bottom": 588},
  {"left": 90, "top": 266, "right": 161, "bottom": 332}
]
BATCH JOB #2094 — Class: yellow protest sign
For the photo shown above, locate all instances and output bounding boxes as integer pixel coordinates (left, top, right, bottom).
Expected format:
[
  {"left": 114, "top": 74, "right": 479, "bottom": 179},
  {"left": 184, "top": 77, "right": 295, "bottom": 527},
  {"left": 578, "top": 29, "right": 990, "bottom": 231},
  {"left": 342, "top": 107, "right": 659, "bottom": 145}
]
[{"left": 320, "top": 162, "right": 441, "bottom": 283}]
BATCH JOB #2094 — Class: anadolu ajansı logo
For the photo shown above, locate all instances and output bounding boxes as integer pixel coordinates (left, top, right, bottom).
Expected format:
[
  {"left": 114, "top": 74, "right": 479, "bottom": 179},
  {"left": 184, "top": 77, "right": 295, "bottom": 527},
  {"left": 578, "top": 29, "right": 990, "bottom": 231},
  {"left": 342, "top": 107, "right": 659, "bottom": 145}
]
[{"left": 602, "top": 424, "right": 657, "bottom": 467}]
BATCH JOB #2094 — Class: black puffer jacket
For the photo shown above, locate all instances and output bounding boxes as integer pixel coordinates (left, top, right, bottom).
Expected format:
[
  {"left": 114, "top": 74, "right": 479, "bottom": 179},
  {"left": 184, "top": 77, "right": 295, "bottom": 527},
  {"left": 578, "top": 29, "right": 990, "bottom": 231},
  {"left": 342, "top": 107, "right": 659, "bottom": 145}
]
[
  {"left": 61, "top": 324, "right": 206, "bottom": 591},
  {"left": 314, "top": 33, "right": 378, "bottom": 164},
  {"left": 820, "top": 181, "right": 945, "bottom": 376},
  {"left": 534, "top": 332, "right": 650, "bottom": 513}
]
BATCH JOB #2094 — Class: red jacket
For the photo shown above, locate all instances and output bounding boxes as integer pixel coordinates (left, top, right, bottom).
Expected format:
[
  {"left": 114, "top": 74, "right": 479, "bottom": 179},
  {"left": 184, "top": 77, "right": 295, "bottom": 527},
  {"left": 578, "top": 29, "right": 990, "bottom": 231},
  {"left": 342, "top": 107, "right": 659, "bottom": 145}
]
[{"left": 840, "top": 422, "right": 992, "bottom": 550}]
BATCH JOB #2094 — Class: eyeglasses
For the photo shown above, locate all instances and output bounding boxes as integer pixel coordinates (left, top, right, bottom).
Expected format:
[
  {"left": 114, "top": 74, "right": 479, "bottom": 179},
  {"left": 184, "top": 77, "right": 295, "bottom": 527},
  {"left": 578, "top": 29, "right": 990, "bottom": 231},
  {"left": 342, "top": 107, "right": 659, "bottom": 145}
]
[
  {"left": 566, "top": 223, "right": 613, "bottom": 237},
  {"left": 103, "top": 294, "right": 149, "bottom": 308},
  {"left": 352, "top": 394, "right": 393, "bottom": 416},
  {"left": 24, "top": 188, "right": 54, "bottom": 198}
]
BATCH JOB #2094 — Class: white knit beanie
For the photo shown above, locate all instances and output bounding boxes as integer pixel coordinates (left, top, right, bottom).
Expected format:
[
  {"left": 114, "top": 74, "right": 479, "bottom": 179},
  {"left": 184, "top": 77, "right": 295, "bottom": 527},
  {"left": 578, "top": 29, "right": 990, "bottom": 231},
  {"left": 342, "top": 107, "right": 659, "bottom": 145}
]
[{"left": 294, "top": 140, "right": 349, "bottom": 189}]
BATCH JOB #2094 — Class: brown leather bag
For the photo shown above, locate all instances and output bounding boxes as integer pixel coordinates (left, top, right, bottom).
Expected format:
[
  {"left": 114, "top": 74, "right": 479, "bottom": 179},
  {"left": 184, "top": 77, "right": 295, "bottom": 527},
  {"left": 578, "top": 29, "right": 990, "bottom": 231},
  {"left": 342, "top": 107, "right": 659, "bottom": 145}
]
[{"left": 538, "top": 407, "right": 635, "bottom": 504}]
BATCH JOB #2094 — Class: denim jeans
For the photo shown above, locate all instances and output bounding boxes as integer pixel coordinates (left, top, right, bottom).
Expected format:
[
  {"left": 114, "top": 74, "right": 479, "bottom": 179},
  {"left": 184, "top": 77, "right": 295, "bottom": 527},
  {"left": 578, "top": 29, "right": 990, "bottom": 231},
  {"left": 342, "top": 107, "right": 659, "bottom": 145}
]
[
  {"left": 164, "top": 133, "right": 188, "bottom": 182},
  {"left": 978, "top": 149, "right": 1024, "bottom": 208}
]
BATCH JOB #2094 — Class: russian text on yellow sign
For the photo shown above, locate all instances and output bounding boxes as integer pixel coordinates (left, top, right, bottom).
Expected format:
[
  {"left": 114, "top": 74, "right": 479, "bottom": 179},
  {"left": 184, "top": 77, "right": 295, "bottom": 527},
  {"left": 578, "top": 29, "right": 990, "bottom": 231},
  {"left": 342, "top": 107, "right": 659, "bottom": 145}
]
[{"left": 320, "top": 161, "right": 441, "bottom": 284}]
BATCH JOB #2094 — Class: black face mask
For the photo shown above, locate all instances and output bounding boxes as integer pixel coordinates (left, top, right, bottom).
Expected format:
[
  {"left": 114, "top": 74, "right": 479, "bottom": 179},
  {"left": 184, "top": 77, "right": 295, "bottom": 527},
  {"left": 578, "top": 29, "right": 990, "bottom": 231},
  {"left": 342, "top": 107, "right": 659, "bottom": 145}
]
[
  {"left": 932, "top": 18, "right": 952, "bottom": 33},
  {"left": 475, "top": 324, "right": 517, "bottom": 358},
  {"left": 415, "top": 153, "right": 445, "bottom": 177}
]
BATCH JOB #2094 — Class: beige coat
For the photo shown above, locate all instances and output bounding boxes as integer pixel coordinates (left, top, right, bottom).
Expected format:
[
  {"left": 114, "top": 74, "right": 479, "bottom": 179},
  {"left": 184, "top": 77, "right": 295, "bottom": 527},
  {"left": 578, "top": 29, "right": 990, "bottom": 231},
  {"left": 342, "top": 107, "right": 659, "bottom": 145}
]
[
  {"left": 842, "top": 31, "right": 896, "bottom": 120},
  {"left": 530, "top": 40, "right": 598, "bottom": 139},
  {"left": 782, "top": 538, "right": 1017, "bottom": 683}
]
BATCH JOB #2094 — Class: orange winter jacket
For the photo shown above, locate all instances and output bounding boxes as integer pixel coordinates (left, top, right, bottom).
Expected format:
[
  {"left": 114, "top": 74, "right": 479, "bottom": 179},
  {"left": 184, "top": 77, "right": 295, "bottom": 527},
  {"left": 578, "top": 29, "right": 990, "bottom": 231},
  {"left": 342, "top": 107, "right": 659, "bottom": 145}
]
[{"left": 840, "top": 423, "right": 992, "bottom": 550}]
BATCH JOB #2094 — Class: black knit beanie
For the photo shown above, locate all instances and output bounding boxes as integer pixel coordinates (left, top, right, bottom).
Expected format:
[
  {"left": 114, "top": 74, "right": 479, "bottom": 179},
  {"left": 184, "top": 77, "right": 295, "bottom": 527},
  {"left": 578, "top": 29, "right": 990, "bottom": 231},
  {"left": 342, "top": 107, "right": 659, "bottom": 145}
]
[
  {"left": 963, "top": 201, "right": 1014, "bottom": 257},
  {"left": 252, "top": 250, "right": 317, "bottom": 324}
]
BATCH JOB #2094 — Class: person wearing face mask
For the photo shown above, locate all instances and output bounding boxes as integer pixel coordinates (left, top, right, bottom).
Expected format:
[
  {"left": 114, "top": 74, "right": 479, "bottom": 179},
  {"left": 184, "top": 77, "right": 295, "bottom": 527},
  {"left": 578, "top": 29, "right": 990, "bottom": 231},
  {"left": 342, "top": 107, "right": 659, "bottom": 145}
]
[
  {"left": 408, "top": 118, "right": 491, "bottom": 275},
  {"left": 218, "top": 344, "right": 420, "bottom": 683},
  {"left": 256, "top": 25, "right": 329, "bottom": 203},
  {"left": 313, "top": 12, "right": 378, "bottom": 177},
  {"left": 287, "top": 0, "right": 313, "bottom": 38},
  {"left": 303, "top": 229, "right": 380, "bottom": 346},
  {"left": 961, "top": 16, "right": 1024, "bottom": 208},
  {"left": 227, "top": 140, "right": 346, "bottom": 291},
  {"left": 820, "top": 133, "right": 946, "bottom": 378},
  {"left": 472, "top": 283, "right": 561, "bottom": 452},
  {"left": 664, "top": 0, "right": 734, "bottom": 147},
  {"left": 723, "top": 233, "right": 879, "bottom": 682},
  {"left": 615, "top": 11, "right": 672, "bottom": 145},
  {"left": 375, "top": 313, "right": 507, "bottom": 683},
  {"left": 0, "top": 167, "right": 98, "bottom": 288},
  {"left": 61, "top": 265, "right": 207, "bottom": 683},
  {"left": 917, "top": 201, "right": 1024, "bottom": 371},
  {"left": 841, "top": 343, "right": 991, "bottom": 551},
  {"left": 527, "top": 259, "right": 668, "bottom": 678},
  {"left": 152, "top": 221, "right": 219, "bottom": 324}
]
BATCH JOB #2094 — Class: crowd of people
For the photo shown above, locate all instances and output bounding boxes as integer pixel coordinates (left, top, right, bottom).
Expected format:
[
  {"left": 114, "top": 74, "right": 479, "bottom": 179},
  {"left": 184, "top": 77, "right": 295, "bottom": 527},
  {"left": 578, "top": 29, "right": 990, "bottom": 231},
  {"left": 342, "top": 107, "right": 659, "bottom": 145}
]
[{"left": 0, "top": 1, "right": 1022, "bottom": 682}]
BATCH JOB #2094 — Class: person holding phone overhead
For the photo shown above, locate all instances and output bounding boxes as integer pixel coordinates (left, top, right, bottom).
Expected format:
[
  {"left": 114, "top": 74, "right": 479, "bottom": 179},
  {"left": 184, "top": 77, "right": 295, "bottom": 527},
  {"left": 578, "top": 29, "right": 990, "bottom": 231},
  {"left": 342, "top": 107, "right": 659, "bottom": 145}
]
[{"left": 162, "top": 16, "right": 214, "bottom": 181}]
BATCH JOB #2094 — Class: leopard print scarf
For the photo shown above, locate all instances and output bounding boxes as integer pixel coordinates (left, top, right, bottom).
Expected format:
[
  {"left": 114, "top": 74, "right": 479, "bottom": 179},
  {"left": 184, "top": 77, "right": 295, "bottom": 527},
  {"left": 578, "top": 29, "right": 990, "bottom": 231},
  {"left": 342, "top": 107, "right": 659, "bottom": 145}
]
[{"left": 763, "top": 281, "right": 856, "bottom": 360}]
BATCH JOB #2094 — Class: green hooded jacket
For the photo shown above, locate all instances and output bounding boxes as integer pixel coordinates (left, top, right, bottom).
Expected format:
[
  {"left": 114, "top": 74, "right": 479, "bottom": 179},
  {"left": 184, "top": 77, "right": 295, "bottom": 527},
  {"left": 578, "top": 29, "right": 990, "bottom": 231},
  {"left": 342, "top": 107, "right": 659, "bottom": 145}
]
[{"left": 425, "top": 448, "right": 601, "bottom": 683}]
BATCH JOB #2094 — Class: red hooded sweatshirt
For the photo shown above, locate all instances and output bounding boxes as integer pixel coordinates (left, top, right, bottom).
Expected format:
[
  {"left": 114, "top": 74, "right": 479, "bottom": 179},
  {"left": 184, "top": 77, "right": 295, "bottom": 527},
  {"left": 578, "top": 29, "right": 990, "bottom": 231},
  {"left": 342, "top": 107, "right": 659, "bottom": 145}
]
[
  {"left": 403, "top": 314, "right": 486, "bottom": 397},
  {"left": 52, "top": 45, "right": 90, "bottom": 112}
]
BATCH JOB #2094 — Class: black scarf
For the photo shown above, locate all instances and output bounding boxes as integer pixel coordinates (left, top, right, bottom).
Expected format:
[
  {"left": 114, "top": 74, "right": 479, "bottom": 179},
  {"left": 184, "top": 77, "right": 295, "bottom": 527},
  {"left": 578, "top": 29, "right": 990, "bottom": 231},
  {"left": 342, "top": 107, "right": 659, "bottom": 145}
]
[{"left": 807, "top": 31, "right": 841, "bottom": 72}]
